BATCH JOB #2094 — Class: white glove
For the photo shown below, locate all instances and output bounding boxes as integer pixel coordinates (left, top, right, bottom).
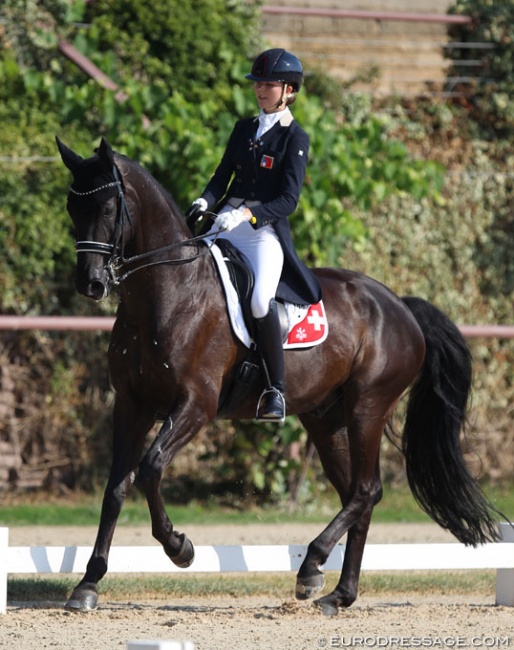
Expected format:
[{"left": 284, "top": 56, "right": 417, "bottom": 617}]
[
  {"left": 192, "top": 197, "right": 208, "bottom": 212},
  {"left": 185, "top": 197, "right": 208, "bottom": 221},
  {"left": 214, "top": 207, "right": 250, "bottom": 232}
]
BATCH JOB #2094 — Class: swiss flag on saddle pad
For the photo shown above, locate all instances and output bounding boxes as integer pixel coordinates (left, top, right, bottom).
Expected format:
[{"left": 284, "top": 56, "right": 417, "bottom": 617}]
[{"left": 284, "top": 301, "right": 328, "bottom": 349}]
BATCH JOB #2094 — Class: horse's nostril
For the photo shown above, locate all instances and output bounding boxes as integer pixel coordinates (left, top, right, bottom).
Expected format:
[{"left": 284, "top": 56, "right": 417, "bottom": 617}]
[{"left": 88, "top": 281, "right": 108, "bottom": 300}]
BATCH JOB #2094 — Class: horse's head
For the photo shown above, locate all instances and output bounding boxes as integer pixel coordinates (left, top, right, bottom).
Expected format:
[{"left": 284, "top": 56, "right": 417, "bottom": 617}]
[{"left": 56, "top": 136, "right": 127, "bottom": 300}]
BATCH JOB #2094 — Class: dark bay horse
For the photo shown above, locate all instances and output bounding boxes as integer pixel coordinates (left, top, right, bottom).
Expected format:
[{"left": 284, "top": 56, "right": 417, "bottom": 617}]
[{"left": 56, "top": 137, "right": 500, "bottom": 616}]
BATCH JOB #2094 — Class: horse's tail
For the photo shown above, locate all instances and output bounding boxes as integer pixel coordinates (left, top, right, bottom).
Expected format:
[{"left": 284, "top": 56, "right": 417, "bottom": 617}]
[{"left": 399, "top": 296, "right": 500, "bottom": 546}]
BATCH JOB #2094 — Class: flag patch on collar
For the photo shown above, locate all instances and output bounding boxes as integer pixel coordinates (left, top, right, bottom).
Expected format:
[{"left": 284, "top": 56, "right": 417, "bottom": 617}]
[{"left": 260, "top": 155, "right": 274, "bottom": 169}]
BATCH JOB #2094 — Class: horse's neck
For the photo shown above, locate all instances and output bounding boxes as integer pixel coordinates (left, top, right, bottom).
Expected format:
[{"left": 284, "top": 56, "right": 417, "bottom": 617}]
[
  {"left": 135, "top": 194, "right": 187, "bottom": 250},
  {"left": 119, "top": 252, "right": 213, "bottom": 337},
  {"left": 135, "top": 207, "right": 184, "bottom": 252},
  {"left": 120, "top": 172, "right": 213, "bottom": 325}
]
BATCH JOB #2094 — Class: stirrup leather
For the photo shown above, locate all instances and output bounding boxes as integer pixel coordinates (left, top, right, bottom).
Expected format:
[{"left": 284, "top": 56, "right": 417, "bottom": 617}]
[{"left": 256, "top": 387, "right": 286, "bottom": 423}]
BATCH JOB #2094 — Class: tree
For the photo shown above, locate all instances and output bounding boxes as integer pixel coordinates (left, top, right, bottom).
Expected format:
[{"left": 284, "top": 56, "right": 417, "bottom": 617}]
[{"left": 82, "top": 0, "right": 261, "bottom": 108}]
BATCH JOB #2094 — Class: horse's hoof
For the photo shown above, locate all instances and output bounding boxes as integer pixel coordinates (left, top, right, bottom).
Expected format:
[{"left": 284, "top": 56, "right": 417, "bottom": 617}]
[
  {"left": 167, "top": 533, "right": 195, "bottom": 568},
  {"left": 295, "top": 572, "right": 325, "bottom": 600},
  {"left": 313, "top": 595, "right": 339, "bottom": 617},
  {"left": 64, "top": 588, "right": 98, "bottom": 612}
]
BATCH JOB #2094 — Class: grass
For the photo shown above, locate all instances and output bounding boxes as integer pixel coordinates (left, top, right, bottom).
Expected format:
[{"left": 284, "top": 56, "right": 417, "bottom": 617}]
[
  {"left": 8, "top": 570, "right": 496, "bottom": 603},
  {"left": 1, "top": 482, "right": 513, "bottom": 526},
  {"left": 3, "top": 484, "right": 509, "bottom": 605}
]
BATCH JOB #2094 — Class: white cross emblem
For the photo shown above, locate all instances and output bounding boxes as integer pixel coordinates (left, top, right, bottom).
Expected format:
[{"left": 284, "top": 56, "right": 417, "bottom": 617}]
[{"left": 307, "top": 308, "right": 325, "bottom": 331}]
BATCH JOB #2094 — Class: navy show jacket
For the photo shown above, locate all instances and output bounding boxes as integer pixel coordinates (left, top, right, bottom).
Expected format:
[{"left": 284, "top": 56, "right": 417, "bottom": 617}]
[{"left": 201, "top": 111, "right": 322, "bottom": 306}]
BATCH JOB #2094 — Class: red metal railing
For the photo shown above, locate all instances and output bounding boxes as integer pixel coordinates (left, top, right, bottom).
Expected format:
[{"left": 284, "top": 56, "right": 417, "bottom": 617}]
[
  {"left": 0, "top": 316, "right": 115, "bottom": 332},
  {"left": 262, "top": 6, "right": 472, "bottom": 25},
  {"left": 0, "top": 317, "right": 512, "bottom": 339}
]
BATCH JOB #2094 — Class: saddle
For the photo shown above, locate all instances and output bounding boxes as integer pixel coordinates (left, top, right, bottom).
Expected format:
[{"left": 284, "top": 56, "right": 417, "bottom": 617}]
[
  {"left": 210, "top": 239, "right": 328, "bottom": 415},
  {"left": 215, "top": 239, "right": 289, "bottom": 342},
  {"left": 212, "top": 240, "right": 262, "bottom": 415}
]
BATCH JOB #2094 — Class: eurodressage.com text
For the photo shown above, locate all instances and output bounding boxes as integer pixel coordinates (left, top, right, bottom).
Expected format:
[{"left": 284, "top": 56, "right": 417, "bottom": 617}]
[{"left": 317, "top": 637, "right": 511, "bottom": 648}]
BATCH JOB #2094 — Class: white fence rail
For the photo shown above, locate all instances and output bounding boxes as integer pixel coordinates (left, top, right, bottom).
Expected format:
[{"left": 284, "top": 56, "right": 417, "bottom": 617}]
[{"left": 1, "top": 523, "right": 514, "bottom": 615}]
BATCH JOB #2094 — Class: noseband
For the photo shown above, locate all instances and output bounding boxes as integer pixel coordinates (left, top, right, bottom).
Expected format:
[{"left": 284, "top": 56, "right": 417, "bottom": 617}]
[{"left": 69, "top": 163, "right": 218, "bottom": 286}]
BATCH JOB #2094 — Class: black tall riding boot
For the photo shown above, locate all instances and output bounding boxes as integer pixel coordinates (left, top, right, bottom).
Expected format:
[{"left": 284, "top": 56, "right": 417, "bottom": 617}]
[{"left": 254, "top": 300, "right": 286, "bottom": 422}]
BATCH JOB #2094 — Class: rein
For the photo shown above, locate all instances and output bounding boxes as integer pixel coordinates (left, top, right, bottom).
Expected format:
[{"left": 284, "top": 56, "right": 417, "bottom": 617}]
[
  {"left": 113, "top": 229, "right": 219, "bottom": 284},
  {"left": 72, "top": 164, "right": 222, "bottom": 285}
]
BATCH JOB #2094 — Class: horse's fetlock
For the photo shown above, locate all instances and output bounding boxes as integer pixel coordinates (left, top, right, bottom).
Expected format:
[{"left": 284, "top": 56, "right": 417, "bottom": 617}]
[
  {"left": 335, "top": 586, "right": 358, "bottom": 608},
  {"left": 307, "top": 539, "right": 328, "bottom": 562},
  {"left": 86, "top": 556, "right": 108, "bottom": 580}
]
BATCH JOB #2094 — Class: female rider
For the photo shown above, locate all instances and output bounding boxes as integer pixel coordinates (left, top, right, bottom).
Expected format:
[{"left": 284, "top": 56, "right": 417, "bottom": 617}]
[{"left": 186, "top": 48, "right": 322, "bottom": 422}]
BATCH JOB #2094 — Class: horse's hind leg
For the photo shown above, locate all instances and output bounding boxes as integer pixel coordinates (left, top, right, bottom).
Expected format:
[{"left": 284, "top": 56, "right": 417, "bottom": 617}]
[
  {"left": 65, "top": 398, "right": 155, "bottom": 611},
  {"left": 297, "top": 401, "right": 385, "bottom": 616}
]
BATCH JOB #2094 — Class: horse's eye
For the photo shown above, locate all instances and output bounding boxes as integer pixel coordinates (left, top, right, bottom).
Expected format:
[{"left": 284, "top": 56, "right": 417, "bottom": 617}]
[{"left": 103, "top": 202, "right": 115, "bottom": 217}]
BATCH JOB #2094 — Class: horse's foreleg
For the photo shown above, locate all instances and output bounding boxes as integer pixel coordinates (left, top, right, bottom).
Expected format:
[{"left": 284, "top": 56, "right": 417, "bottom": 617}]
[
  {"left": 137, "top": 403, "right": 209, "bottom": 568},
  {"left": 65, "top": 399, "right": 155, "bottom": 612}
]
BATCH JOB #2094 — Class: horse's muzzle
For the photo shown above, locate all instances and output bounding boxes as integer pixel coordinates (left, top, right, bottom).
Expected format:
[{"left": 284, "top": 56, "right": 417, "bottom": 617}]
[{"left": 76, "top": 273, "right": 110, "bottom": 300}]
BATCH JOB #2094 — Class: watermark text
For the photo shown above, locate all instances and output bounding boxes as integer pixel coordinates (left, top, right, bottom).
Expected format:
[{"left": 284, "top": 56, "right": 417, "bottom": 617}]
[{"left": 317, "top": 637, "right": 511, "bottom": 648}]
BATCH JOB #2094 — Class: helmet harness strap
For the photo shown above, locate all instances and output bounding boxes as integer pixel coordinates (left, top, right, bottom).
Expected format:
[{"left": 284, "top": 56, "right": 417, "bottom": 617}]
[{"left": 277, "top": 82, "right": 291, "bottom": 109}]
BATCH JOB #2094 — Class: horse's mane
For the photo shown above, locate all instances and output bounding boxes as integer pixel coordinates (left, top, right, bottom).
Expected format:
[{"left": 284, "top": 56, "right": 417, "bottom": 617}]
[{"left": 115, "top": 152, "right": 184, "bottom": 218}]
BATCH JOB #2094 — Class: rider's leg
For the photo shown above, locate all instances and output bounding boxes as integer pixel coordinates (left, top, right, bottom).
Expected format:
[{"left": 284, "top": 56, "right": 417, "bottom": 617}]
[
  {"left": 245, "top": 230, "right": 285, "bottom": 422},
  {"left": 254, "top": 299, "right": 286, "bottom": 422},
  {"left": 205, "top": 219, "right": 286, "bottom": 421}
]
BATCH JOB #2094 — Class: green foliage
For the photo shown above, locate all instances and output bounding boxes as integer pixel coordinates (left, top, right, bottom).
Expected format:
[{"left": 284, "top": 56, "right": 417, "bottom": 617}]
[
  {"left": 197, "top": 418, "right": 307, "bottom": 503},
  {"left": 0, "top": 90, "right": 79, "bottom": 311},
  {"left": 293, "top": 93, "right": 444, "bottom": 264},
  {"left": 343, "top": 111, "right": 514, "bottom": 484},
  {"left": 0, "top": 0, "right": 85, "bottom": 70},
  {"left": 447, "top": 0, "right": 514, "bottom": 133},
  {"left": 83, "top": 0, "right": 261, "bottom": 108}
]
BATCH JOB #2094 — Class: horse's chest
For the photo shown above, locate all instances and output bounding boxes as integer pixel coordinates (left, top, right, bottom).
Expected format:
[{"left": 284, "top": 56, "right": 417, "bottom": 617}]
[{"left": 111, "top": 335, "right": 176, "bottom": 391}]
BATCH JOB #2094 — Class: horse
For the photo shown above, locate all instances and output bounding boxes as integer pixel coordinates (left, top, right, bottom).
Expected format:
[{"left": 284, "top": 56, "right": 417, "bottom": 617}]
[{"left": 56, "top": 136, "right": 500, "bottom": 616}]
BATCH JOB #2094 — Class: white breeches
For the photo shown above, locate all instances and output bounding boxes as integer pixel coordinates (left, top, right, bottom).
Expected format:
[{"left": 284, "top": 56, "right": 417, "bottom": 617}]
[{"left": 207, "top": 212, "right": 284, "bottom": 319}]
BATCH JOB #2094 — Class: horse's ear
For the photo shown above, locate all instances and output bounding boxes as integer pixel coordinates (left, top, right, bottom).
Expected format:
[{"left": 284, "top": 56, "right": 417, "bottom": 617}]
[
  {"left": 55, "top": 136, "right": 83, "bottom": 173},
  {"left": 97, "top": 137, "right": 115, "bottom": 171}
]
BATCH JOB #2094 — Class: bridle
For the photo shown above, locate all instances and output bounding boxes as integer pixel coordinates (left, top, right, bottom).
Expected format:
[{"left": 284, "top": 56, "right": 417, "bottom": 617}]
[{"left": 70, "top": 163, "right": 220, "bottom": 286}]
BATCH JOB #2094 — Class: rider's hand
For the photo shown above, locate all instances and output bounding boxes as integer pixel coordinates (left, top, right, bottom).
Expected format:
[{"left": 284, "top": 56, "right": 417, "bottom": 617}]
[
  {"left": 186, "top": 197, "right": 208, "bottom": 221},
  {"left": 215, "top": 207, "right": 251, "bottom": 232}
]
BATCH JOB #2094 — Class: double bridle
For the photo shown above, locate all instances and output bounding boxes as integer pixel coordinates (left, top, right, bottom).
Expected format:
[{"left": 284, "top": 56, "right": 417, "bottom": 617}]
[{"left": 70, "top": 164, "right": 219, "bottom": 285}]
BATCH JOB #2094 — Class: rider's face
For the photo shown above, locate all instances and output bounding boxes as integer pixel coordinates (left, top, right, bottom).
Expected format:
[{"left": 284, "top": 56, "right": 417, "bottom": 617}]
[{"left": 254, "top": 81, "right": 292, "bottom": 113}]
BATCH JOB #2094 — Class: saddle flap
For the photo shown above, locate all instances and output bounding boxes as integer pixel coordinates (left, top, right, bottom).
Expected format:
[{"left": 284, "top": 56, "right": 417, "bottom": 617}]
[{"left": 216, "top": 239, "right": 255, "bottom": 337}]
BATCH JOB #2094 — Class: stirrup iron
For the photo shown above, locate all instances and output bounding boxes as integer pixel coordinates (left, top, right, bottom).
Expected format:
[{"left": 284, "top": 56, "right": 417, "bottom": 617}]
[{"left": 256, "top": 387, "right": 286, "bottom": 423}]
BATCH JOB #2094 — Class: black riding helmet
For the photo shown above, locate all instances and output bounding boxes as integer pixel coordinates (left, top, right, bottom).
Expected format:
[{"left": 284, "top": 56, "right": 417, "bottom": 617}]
[{"left": 245, "top": 48, "right": 303, "bottom": 92}]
